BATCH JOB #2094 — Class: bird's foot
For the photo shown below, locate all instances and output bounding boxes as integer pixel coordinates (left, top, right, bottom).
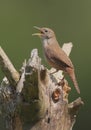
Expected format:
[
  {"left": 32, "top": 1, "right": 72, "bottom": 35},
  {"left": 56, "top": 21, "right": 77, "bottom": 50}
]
[{"left": 56, "top": 76, "right": 65, "bottom": 87}]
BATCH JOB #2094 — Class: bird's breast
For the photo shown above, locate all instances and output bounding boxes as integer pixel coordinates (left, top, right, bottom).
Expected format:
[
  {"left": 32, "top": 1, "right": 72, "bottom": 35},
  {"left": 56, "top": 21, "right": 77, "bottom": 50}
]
[{"left": 43, "top": 46, "right": 61, "bottom": 70}]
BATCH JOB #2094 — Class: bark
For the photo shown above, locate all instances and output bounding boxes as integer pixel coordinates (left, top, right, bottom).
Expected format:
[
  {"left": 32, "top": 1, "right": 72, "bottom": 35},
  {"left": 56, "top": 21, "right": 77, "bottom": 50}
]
[{"left": 0, "top": 43, "right": 83, "bottom": 130}]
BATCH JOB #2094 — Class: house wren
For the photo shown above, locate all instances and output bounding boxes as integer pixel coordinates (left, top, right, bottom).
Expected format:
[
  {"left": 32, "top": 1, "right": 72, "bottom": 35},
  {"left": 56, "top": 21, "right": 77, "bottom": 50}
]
[{"left": 32, "top": 26, "right": 80, "bottom": 94}]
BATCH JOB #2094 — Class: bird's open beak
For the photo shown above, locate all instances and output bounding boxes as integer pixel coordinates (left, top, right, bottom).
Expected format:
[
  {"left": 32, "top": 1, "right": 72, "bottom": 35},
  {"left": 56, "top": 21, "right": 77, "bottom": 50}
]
[{"left": 32, "top": 26, "right": 43, "bottom": 36}]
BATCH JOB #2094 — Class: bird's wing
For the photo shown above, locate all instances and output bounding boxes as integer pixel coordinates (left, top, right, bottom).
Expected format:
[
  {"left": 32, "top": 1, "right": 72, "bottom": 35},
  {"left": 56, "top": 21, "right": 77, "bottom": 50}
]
[{"left": 45, "top": 43, "right": 74, "bottom": 69}]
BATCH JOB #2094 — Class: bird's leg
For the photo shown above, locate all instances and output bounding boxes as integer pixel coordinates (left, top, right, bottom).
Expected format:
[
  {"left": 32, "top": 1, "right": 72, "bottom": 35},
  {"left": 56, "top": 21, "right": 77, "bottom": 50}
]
[
  {"left": 50, "top": 69, "right": 58, "bottom": 74},
  {"left": 57, "top": 76, "right": 65, "bottom": 87},
  {"left": 56, "top": 71, "right": 66, "bottom": 87}
]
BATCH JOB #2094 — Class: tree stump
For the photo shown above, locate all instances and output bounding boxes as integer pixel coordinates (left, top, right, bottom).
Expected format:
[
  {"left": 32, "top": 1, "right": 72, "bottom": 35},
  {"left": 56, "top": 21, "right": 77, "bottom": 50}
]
[{"left": 0, "top": 43, "right": 83, "bottom": 130}]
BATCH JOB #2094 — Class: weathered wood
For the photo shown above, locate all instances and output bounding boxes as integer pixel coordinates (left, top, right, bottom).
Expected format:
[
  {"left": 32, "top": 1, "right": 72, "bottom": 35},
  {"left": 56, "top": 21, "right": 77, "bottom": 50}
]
[
  {"left": 0, "top": 46, "right": 20, "bottom": 86},
  {"left": 0, "top": 43, "right": 83, "bottom": 130}
]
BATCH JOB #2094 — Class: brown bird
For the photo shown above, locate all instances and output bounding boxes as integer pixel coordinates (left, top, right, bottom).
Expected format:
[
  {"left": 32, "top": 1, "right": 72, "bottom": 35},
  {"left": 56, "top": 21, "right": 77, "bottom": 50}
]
[{"left": 32, "top": 26, "right": 80, "bottom": 94}]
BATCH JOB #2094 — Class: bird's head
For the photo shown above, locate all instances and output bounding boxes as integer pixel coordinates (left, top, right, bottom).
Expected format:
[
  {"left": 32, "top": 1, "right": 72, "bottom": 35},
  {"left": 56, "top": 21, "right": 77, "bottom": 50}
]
[{"left": 32, "top": 26, "right": 55, "bottom": 39}]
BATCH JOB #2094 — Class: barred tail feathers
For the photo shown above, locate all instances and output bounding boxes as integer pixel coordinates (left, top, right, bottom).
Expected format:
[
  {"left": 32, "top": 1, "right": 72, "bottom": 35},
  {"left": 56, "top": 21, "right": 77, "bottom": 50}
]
[{"left": 66, "top": 68, "right": 80, "bottom": 94}]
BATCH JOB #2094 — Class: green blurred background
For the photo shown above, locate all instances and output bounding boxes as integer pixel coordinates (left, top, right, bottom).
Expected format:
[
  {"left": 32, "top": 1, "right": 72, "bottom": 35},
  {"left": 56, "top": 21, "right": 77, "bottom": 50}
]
[{"left": 0, "top": 0, "right": 91, "bottom": 130}]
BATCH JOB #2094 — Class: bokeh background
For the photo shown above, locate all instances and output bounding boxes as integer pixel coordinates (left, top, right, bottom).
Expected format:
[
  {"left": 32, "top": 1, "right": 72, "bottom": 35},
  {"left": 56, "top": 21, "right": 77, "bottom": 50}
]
[{"left": 0, "top": 0, "right": 91, "bottom": 130}]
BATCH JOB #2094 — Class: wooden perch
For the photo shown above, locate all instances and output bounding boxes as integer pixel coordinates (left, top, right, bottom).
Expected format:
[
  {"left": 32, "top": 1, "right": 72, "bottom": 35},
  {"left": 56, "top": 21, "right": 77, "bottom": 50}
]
[{"left": 0, "top": 43, "right": 83, "bottom": 130}]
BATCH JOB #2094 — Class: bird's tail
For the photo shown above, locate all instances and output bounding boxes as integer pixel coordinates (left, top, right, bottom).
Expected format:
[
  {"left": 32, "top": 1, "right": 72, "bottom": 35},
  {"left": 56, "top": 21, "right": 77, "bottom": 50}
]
[{"left": 67, "top": 68, "right": 80, "bottom": 94}]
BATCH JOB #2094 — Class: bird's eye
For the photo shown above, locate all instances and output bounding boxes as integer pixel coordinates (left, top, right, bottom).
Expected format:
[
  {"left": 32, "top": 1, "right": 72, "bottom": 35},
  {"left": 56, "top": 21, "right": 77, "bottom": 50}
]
[{"left": 45, "top": 30, "right": 48, "bottom": 32}]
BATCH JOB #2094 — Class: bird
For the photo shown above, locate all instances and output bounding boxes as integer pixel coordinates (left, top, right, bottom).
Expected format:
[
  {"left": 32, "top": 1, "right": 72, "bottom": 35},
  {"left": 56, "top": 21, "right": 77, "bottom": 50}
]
[{"left": 32, "top": 26, "right": 80, "bottom": 94}]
